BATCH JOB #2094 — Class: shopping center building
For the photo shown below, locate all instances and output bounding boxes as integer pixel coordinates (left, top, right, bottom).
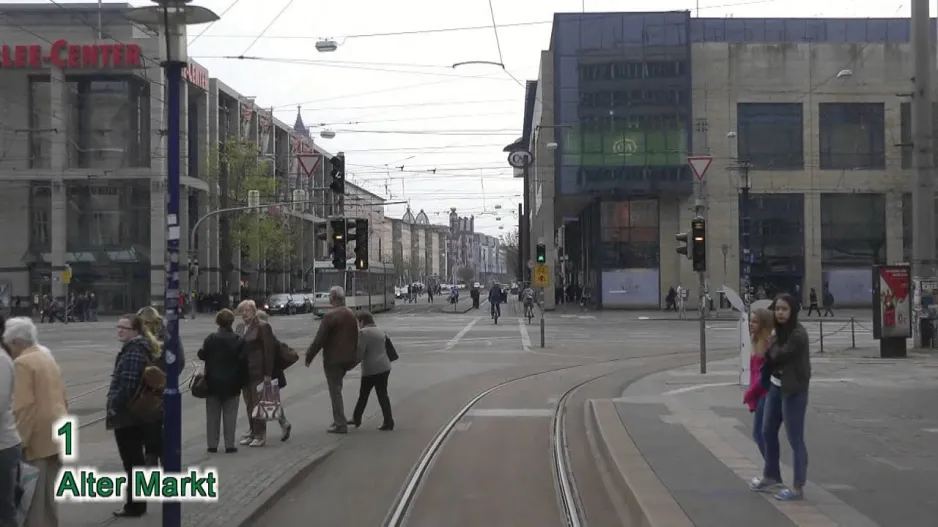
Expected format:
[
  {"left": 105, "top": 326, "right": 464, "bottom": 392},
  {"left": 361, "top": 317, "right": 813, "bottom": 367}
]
[
  {"left": 518, "top": 12, "right": 930, "bottom": 309},
  {"left": 0, "top": 2, "right": 374, "bottom": 313}
]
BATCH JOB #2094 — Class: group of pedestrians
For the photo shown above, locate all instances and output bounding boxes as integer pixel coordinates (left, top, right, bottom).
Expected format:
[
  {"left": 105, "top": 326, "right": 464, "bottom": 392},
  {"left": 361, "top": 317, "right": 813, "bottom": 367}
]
[{"left": 744, "top": 293, "right": 812, "bottom": 501}]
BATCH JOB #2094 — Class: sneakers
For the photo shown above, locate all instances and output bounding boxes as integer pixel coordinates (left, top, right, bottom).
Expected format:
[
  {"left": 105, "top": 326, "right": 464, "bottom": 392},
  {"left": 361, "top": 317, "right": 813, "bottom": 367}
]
[
  {"left": 249, "top": 438, "right": 266, "bottom": 447},
  {"left": 239, "top": 436, "right": 252, "bottom": 446},
  {"left": 749, "top": 477, "right": 782, "bottom": 492},
  {"left": 281, "top": 421, "right": 292, "bottom": 442},
  {"left": 774, "top": 487, "right": 804, "bottom": 501}
]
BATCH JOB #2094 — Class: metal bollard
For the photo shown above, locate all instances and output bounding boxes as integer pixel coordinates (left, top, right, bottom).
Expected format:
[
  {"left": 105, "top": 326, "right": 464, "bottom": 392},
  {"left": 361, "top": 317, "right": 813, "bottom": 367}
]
[
  {"left": 819, "top": 319, "right": 824, "bottom": 353},
  {"left": 850, "top": 317, "right": 856, "bottom": 349},
  {"left": 540, "top": 307, "right": 546, "bottom": 348}
]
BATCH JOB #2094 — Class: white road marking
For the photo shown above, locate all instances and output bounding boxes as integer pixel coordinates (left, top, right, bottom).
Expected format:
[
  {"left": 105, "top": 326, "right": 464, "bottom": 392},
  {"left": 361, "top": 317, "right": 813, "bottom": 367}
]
[
  {"left": 923, "top": 428, "right": 938, "bottom": 433},
  {"left": 662, "top": 382, "right": 737, "bottom": 395},
  {"left": 519, "top": 318, "right": 531, "bottom": 352},
  {"left": 454, "top": 421, "right": 473, "bottom": 432},
  {"left": 465, "top": 409, "right": 554, "bottom": 417},
  {"left": 443, "top": 317, "right": 480, "bottom": 351}
]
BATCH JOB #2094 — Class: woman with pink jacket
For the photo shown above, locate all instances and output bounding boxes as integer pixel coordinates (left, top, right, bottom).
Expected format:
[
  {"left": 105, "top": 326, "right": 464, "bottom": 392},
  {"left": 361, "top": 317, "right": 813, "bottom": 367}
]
[{"left": 743, "top": 308, "right": 774, "bottom": 459}]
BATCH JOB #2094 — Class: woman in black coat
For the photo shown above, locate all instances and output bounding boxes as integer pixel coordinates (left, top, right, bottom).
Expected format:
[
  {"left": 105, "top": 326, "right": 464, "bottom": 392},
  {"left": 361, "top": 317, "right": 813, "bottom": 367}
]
[{"left": 197, "top": 309, "right": 246, "bottom": 453}]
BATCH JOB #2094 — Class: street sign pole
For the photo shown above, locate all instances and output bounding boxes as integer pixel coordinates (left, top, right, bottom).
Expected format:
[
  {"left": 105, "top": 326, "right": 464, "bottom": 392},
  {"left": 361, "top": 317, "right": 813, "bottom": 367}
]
[
  {"left": 62, "top": 264, "right": 71, "bottom": 324},
  {"left": 687, "top": 155, "right": 712, "bottom": 374},
  {"left": 533, "top": 263, "right": 550, "bottom": 348}
]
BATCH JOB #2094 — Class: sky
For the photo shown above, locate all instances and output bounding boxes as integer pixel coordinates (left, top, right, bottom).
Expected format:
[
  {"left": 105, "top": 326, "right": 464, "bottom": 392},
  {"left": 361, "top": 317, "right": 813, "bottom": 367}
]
[{"left": 37, "top": 0, "right": 917, "bottom": 235}]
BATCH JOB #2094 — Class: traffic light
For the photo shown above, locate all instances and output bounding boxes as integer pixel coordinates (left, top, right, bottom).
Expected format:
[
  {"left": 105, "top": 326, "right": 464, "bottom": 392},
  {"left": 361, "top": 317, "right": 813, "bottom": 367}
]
[
  {"left": 353, "top": 218, "right": 369, "bottom": 270},
  {"left": 692, "top": 218, "right": 706, "bottom": 272},
  {"left": 676, "top": 232, "right": 690, "bottom": 259},
  {"left": 329, "top": 154, "right": 345, "bottom": 195},
  {"left": 315, "top": 222, "right": 328, "bottom": 242},
  {"left": 535, "top": 243, "right": 546, "bottom": 264},
  {"left": 330, "top": 218, "right": 346, "bottom": 269}
]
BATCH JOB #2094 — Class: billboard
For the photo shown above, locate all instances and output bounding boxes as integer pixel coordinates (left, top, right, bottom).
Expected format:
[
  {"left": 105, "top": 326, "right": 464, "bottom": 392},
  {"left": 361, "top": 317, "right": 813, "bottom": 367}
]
[
  {"left": 562, "top": 128, "right": 686, "bottom": 166},
  {"left": 872, "top": 265, "right": 912, "bottom": 339}
]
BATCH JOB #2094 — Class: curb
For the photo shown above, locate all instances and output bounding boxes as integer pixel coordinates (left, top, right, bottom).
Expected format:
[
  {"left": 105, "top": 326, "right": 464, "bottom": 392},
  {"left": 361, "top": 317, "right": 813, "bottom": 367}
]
[
  {"left": 232, "top": 446, "right": 336, "bottom": 527},
  {"left": 587, "top": 399, "right": 694, "bottom": 527}
]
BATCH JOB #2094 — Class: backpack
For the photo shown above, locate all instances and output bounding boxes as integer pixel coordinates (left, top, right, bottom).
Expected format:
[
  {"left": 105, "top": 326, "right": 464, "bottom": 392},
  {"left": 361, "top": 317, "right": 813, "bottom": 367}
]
[{"left": 129, "top": 350, "right": 166, "bottom": 422}]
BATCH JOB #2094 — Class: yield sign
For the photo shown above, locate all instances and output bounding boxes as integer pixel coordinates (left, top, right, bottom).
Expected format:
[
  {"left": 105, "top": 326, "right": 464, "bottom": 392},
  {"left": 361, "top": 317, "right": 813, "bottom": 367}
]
[
  {"left": 687, "top": 155, "right": 713, "bottom": 181},
  {"left": 298, "top": 154, "right": 322, "bottom": 177}
]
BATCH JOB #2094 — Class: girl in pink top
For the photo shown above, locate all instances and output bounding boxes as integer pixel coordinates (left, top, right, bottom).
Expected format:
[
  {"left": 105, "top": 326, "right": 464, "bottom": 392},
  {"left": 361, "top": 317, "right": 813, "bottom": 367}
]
[{"left": 744, "top": 308, "right": 774, "bottom": 459}]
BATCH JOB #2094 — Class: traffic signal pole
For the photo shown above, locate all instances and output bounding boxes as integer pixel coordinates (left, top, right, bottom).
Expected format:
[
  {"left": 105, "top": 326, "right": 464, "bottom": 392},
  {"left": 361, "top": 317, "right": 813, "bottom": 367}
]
[{"left": 695, "top": 201, "right": 707, "bottom": 374}]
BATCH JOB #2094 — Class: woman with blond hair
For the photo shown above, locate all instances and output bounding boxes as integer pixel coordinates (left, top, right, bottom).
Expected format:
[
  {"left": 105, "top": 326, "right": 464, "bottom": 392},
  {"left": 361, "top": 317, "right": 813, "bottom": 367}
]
[
  {"left": 254, "top": 311, "right": 293, "bottom": 441},
  {"left": 235, "top": 300, "right": 277, "bottom": 447},
  {"left": 135, "top": 306, "right": 185, "bottom": 466},
  {"left": 743, "top": 307, "right": 774, "bottom": 460}
]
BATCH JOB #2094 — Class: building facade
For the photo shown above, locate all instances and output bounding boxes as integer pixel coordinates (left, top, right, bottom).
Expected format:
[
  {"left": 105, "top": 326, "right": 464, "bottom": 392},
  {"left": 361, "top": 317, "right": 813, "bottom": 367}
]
[
  {"left": 521, "top": 13, "right": 932, "bottom": 309},
  {"left": 386, "top": 208, "right": 448, "bottom": 284},
  {"left": 0, "top": 2, "right": 385, "bottom": 313}
]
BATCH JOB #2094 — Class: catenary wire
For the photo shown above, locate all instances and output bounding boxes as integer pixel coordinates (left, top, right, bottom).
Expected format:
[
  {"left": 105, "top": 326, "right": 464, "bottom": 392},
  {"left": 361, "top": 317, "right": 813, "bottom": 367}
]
[
  {"left": 242, "top": 0, "right": 293, "bottom": 57},
  {"left": 187, "top": 0, "right": 244, "bottom": 47}
]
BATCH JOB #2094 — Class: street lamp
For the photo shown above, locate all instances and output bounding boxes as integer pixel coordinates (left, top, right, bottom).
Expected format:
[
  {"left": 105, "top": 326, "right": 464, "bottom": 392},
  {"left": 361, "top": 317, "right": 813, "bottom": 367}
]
[
  {"left": 125, "top": 2, "right": 218, "bottom": 526},
  {"left": 315, "top": 38, "right": 339, "bottom": 52}
]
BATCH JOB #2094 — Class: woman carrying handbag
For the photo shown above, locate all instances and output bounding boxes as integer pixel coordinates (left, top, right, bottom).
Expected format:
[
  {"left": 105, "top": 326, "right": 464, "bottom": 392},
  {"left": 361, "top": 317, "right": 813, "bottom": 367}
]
[
  {"left": 196, "top": 309, "right": 245, "bottom": 453},
  {"left": 349, "top": 311, "right": 395, "bottom": 431}
]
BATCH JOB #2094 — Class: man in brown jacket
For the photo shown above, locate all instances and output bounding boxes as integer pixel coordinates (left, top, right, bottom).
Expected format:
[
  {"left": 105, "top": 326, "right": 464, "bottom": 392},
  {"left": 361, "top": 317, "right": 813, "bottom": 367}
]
[{"left": 305, "top": 286, "right": 360, "bottom": 433}]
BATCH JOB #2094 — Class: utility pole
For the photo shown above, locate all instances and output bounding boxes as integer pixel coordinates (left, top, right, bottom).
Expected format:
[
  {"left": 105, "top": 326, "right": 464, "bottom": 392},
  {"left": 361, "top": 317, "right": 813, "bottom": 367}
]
[
  {"left": 911, "top": 0, "right": 936, "bottom": 349},
  {"left": 694, "top": 201, "right": 707, "bottom": 374}
]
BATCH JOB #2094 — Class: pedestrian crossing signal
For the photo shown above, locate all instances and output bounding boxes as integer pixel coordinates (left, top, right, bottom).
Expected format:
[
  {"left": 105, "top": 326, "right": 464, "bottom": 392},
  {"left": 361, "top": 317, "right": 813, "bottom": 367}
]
[{"left": 536, "top": 243, "right": 546, "bottom": 264}]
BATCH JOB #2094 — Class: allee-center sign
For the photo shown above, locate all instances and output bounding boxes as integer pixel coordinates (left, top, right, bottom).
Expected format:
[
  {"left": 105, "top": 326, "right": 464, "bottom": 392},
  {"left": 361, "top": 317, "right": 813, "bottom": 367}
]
[{"left": 0, "top": 40, "right": 143, "bottom": 69}]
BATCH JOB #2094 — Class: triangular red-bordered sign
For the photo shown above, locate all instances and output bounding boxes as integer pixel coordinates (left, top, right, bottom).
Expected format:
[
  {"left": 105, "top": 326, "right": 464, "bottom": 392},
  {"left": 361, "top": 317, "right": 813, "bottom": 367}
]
[
  {"left": 687, "top": 155, "right": 713, "bottom": 181},
  {"left": 298, "top": 154, "right": 322, "bottom": 177}
]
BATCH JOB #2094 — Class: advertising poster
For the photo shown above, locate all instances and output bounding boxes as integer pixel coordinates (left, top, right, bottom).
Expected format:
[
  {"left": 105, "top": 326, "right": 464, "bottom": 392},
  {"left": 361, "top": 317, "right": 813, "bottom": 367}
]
[{"left": 872, "top": 265, "right": 912, "bottom": 339}]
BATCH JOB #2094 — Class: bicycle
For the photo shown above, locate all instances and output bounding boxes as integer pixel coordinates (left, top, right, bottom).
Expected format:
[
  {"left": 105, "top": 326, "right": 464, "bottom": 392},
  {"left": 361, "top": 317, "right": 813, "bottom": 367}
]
[
  {"left": 523, "top": 301, "right": 534, "bottom": 324},
  {"left": 491, "top": 302, "right": 500, "bottom": 324}
]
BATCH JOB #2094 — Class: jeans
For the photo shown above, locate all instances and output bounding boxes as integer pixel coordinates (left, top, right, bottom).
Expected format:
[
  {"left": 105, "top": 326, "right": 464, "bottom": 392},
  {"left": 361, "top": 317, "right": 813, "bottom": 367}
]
[
  {"left": 0, "top": 444, "right": 20, "bottom": 527},
  {"left": 762, "top": 384, "right": 809, "bottom": 488},
  {"left": 491, "top": 302, "right": 501, "bottom": 318},
  {"left": 752, "top": 396, "right": 766, "bottom": 460}
]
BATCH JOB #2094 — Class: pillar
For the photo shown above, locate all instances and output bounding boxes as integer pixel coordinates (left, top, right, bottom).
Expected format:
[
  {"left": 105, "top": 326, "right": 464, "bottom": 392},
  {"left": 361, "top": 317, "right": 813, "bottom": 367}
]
[
  {"left": 197, "top": 192, "right": 211, "bottom": 292},
  {"left": 49, "top": 65, "right": 67, "bottom": 300},
  {"left": 149, "top": 68, "right": 167, "bottom": 307},
  {"left": 803, "top": 192, "right": 823, "bottom": 295},
  {"left": 885, "top": 191, "right": 905, "bottom": 264}
]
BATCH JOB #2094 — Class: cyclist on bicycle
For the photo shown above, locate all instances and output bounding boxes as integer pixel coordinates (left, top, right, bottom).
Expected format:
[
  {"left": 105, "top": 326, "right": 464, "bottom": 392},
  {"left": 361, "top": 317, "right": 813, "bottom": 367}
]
[
  {"left": 521, "top": 285, "right": 536, "bottom": 318},
  {"left": 488, "top": 281, "right": 502, "bottom": 319}
]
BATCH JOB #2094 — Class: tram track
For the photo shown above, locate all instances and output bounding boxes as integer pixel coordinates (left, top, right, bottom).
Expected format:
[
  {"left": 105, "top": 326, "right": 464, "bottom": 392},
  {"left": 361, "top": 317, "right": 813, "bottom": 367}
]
[{"left": 382, "top": 347, "right": 734, "bottom": 527}]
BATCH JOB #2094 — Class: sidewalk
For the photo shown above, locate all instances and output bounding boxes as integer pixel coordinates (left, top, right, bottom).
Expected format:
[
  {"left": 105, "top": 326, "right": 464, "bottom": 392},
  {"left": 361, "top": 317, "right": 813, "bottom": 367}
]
[
  {"left": 591, "top": 353, "right": 938, "bottom": 527},
  {"left": 631, "top": 308, "right": 873, "bottom": 323}
]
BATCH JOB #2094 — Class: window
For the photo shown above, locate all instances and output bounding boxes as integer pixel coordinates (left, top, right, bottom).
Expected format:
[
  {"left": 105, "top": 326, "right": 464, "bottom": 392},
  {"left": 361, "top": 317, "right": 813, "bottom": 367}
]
[
  {"left": 65, "top": 182, "right": 150, "bottom": 250},
  {"left": 737, "top": 103, "right": 804, "bottom": 169},
  {"left": 898, "top": 102, "right": 938, "bottom": 169},
  {"left": 599, "top": 200, "right": 659, "bottom": 268},
  {"left": 820, "top": 194, "right": 886, "bottom": 266},
  {"left": 28, "top": 76, "right": 52, "bottom": 169},
  {"left": 67, "top": 76, "right": 151, "bottom": 169},
  {"left": 29, "top": 184, "right": 51, "bottom": 249},
  {"left": 818, "top": 103, "right": 886, "bottom": 169}
]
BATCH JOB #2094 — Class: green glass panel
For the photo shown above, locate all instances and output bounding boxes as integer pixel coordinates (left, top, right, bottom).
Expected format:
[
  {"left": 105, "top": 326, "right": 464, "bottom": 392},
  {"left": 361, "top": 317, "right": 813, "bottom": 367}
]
[{"left": 562, "top": 126, "right": 687, "bottom": 166}]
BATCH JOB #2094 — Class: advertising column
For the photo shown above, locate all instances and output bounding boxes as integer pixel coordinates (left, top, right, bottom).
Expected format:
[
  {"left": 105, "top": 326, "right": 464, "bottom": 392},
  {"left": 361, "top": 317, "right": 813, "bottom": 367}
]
[{"left": 872, "top": 265, "right": 912, "bottom": 358}]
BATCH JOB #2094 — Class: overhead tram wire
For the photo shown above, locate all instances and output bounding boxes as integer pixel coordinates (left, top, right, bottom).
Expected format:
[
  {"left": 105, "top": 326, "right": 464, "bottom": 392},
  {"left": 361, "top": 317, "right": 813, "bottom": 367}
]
[
  {"left": 187, "top": 0, "right": 244, "bottom": 46},
  {"left": 239, "top": 0, "right": 297, "bottom": 56}
]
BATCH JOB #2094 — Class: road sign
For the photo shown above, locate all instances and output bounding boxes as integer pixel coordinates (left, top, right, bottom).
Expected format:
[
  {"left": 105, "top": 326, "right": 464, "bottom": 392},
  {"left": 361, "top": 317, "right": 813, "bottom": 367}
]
[
  {"left": 533, "top": 263, "right": 550, "bottom": 288},
  {"left": 507, "top": 150, "right": 533, "bottom": 169},
  {"left": 527, "top": 259, "right": 534, "bottom": 270},
  {"left": 298, "top": 154, "right": 322, "bottom": 177},
  {"left": 687, "top": 155, "right": 713, "bottom": 181},
  {"left": 62, "top": 266, "right": 71, "bottom": 285}
]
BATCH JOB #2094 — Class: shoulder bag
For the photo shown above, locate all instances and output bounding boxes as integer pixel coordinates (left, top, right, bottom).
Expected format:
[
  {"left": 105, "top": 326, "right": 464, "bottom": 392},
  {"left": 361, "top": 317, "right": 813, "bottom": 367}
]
[{"left": 129, "top": 351, "right": 166, "bottom": 421}]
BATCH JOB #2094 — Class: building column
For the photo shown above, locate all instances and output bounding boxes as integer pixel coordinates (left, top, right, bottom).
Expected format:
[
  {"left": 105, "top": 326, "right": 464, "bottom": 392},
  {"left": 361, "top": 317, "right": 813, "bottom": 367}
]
[
  {"left": 178, "top": 189, "right": 190, "bottom": 293},
  {"left": 198, "top": 192, "right": 212, "bottom": 292},
  {"left": 149, "top": 68, "right": 167, "bottom": 307},
  {"left": 803, "top": 192, "right": 823, "bottom": 294},
  {"left": 885, "top": 191, "right": 905, "bottom": 264},
  {"left": 49, "top": 65, "right": 67, "bottom": 300}
]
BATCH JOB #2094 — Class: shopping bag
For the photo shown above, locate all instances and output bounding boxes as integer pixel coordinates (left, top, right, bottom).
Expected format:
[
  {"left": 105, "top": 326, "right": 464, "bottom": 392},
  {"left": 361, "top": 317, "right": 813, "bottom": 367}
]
[
  {"left": 15, "top": 461, "right": 39, "bottom": 526},
  {"left": 251, "top": 379, "right": 283, "bottom": 421}
]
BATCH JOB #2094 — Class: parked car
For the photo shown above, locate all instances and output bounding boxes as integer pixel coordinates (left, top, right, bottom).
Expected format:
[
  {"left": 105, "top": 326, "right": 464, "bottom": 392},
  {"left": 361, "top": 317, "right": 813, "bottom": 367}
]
[{"left": 264, "top": 293, "right": 299, "bottom": 315}]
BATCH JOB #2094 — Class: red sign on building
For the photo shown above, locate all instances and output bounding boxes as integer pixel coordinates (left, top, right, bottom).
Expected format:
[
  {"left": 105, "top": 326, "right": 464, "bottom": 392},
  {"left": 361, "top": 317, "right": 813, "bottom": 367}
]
[
  {"left": 0, "top": 40, "right": 143, "bottom": 69},
  {"left": 182, "top": 62, "right": 209, "bottom": 90}
]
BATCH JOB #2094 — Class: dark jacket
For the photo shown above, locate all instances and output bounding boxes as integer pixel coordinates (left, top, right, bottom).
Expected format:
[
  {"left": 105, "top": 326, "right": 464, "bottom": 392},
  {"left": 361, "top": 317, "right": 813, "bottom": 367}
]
[
  {"left": 243, "top": 320, "right": 277, "bottom": 382},
  {"left": 767, "top": 323, "right": 811, "bottom": 395},
  {"left": 106, "top": 336, "right": 161, "bottom": 430},
  {"left": 307, "top": 306, "right": 359, "bottom": 368},
  {"left": 197, "top": 328, "right": 246, "bottom": 399}
]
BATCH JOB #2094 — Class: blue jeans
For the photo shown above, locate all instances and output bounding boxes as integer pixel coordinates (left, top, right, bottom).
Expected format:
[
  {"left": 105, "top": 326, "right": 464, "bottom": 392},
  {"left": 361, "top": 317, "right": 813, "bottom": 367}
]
[
  {"left": 0, "top": 444, "right": 21, "bottom": 527},
  {"left": 752, "top": 396, "right": 766, "bottom": 459},
  {"left": 762, "top": 384, "right": 809, "bottom": 488}
]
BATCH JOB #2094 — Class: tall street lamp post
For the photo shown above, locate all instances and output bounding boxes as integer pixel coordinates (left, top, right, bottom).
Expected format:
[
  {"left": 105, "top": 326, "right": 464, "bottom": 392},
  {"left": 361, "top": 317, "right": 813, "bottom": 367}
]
[{"left": 126, "top": 2, "right": 219, "bottom": 526}]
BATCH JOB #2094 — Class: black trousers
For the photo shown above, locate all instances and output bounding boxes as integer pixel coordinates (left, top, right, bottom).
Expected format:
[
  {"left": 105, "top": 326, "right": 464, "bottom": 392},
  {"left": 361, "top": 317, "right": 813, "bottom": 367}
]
[
  {"left": 352, "top": 371, "right": 393, "bottom": 426},
  {"left": 144, "top": 420, "right": 162, "bottom": 466},
  {"left": 114, "top": 425, "right": 149, "bottom": 514}
]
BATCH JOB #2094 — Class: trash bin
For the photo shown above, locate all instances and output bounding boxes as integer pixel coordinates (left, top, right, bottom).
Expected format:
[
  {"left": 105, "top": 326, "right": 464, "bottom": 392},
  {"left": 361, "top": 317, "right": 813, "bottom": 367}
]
[{"left": 920, "top": 317, "right": 935, "bottom": 348}]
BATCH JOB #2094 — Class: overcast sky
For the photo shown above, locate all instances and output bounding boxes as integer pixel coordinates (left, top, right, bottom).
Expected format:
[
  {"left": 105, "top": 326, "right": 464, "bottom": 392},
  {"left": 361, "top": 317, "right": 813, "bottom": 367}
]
[{"left": 47, "top": 1, "right": 913, "bottom": 235}]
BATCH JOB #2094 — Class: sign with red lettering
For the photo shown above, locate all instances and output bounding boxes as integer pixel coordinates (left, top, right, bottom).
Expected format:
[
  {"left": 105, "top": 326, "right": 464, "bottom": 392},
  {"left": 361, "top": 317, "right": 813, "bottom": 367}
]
[
  {"left": 182, "top": 61, "right": 209, "bottom": 91},
  {"left": 0, "top": 40, "right": 143, "bottom": 69}
]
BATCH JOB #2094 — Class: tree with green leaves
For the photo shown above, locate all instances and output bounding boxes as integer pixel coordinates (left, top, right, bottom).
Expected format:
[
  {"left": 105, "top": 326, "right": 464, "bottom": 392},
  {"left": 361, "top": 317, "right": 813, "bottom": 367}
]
[
  {"left": 204, "top": 139, "right": 297, "bottom": 294},
  {"left": 457, "top": 265, "right": 476, "bottom": 285},
  {"left": 499, "top": 227, "right": 520, "bottom": 280}
]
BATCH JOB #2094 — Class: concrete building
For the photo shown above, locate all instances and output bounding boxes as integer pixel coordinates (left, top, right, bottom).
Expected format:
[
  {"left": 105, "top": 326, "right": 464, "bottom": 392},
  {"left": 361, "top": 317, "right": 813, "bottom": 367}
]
[
  {"left": 518, "top": 13, "right": 933, "bottom": 309},
  {"left": 0, "top": 2, "right": 385, "bottom": 313},
  {"left": 387, "top": 208, "right": 448, "bottom": 284}
]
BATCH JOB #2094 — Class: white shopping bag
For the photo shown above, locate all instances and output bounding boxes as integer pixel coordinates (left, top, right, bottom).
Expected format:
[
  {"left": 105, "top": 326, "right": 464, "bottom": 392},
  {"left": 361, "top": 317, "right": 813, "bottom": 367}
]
[
  {"left": 251, "top": 379, "right": 283, "bottom": 421},
  {"left": 15, "top": 461, "right": 39, "bottom": 526}
]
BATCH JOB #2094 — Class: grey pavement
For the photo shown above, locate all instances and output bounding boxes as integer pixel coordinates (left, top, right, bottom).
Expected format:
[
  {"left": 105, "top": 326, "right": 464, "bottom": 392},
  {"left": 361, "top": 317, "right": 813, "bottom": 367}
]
[{"left": 609, "top": 353, "right": 938, "bottom": 527}]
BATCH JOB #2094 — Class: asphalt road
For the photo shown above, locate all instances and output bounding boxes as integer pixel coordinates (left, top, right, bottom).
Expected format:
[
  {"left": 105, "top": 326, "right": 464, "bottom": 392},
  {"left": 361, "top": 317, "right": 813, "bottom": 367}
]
[{"left": 36, "top": 301, "right": 882, "bottom": 525}]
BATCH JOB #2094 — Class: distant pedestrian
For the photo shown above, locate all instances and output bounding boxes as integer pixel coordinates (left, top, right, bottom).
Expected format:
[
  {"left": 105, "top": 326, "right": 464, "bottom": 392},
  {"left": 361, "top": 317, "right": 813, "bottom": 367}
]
[
  {"left": 821, "top": 285, "right": 835, "bottom": 317},
  {"left": 197, "top": 309, "right": 245, "bottom": 453},
  {"left": 743, "top": 308, "right": 774, "bottom": 461},
  {"left": 3, "top": 317, "right": 67, "bottom": 526},
  {"left": 349, "top": 311, "right": 394, "bottom": 431},
  {"left": 305, "top": 286, "right": 360, "bottom": 434},
  {"left": 750, "top": 293, "right": 811, "bottom": 501},
  {"left": 806, "top": 288, "right": 820, "bottom": 316}
]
